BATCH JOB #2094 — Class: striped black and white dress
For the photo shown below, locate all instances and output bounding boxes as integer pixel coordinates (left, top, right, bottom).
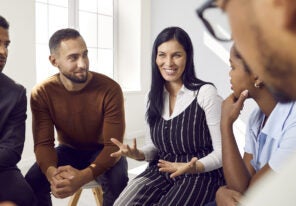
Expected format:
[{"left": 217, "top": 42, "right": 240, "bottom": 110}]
[{"left": 114, "top": 88, "right": 225, "bottom": 206}]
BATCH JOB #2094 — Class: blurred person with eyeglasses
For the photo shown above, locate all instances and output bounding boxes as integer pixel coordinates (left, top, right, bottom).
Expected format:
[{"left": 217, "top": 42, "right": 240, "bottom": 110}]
[{"left": 197, "top": 0, "right": 296, "bottom": 205}]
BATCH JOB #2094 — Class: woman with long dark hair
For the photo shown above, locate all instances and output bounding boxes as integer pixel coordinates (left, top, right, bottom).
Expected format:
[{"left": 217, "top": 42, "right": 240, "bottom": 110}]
[{"left": 111, "top": 27, "right": 225, "bottom": 205}]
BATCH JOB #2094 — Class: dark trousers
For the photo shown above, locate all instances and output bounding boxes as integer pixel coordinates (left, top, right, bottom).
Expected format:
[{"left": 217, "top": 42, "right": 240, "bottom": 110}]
[
  {"left": 204, "top": 201, "right": 217, "bottom": 206},
  {"left": 0, "top": 168, "right": 36, "bottom": 206},
  {"left": 25, "top": 145, "right": 128, "bottom": 206}
]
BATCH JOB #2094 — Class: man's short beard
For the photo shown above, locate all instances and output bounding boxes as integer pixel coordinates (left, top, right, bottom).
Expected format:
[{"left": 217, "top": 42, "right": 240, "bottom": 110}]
[
  {"left": 266, "top": 84, "right": 292, "bottom": 103},
  {"left": 62, "top": 72, "right": 88, "bottom": 84},
  {"left": 254, "top": 25, "right": 294, "bottom": 102}
]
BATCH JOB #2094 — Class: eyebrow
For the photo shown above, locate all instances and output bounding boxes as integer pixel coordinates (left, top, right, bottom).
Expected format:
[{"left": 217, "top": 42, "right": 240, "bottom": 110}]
[{"left": 158, "top": 50, "right": 183, "bottom": 54}]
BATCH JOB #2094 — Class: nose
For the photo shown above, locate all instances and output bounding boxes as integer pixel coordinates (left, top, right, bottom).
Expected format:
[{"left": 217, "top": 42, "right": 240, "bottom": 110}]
[
  {"left": 77, "top": 57, "right": 87, "bottom": 69},
  {"left": 0, "top": 44, "right": 7, "bottom": 56},
  {"left": 164, "top": 57, "right": 173, "bottom": 67}
]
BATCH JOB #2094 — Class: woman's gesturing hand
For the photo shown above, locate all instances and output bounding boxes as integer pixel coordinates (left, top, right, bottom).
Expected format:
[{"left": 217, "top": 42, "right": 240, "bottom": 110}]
[
  {"left": 110, "top": 138, "right": 145, "bottom": 160},
  {"left": 158, "top": 157, "right": 202, "bottom": 178}
]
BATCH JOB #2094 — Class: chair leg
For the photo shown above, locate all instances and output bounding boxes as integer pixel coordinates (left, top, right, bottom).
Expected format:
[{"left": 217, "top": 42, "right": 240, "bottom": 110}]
[
  {"left": 68, "top": 188, "right": 83, "bottom": 206},
  {"left": 92, "top": 186, "right": 103, "bottom": 206}
]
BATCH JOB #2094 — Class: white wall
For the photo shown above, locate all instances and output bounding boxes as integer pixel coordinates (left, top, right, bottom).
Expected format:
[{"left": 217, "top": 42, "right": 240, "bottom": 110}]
[
  {"left": 0, "top": 0, "right": 36, "bottom": 163},
  {"left": 117, "top": 0, "right": 151, "bottom": 140}
]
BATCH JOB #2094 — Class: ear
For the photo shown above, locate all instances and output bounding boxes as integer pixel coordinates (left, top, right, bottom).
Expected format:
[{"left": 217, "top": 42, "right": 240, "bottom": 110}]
[
  {"left": 49, "top": 55, "right": 58, "bottom": 67},
  {"left": 274, "top": 0, "right": 296, "bottom": 31},
  {"left": 254, "top": 76, "right": 264, "bottom": 88}
]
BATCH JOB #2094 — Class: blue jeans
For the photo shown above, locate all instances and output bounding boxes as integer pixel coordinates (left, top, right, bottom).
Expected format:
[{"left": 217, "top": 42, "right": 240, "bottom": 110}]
[
  {"left": 0, "top": 167, "right": 37, "bottom": 206},
  {"left": 25, "top": 145, "right": 128, "bottom": 206}
]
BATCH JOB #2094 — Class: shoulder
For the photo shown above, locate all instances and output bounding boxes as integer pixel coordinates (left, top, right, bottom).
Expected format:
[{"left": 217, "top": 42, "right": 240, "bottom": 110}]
[
  {"left": 197, "top": 84, "right": 222, "bottom": 105},
  {"left": 198, "top": 84, "right": 218, "bottom": 96},
  {"left": 0, "top": 73, "right": 26, "bottom": 96},
  {"left": 91, "top": 72, "right": 122, "bottom": 92},
  {"left": 247, "top": 106, "right": 263, "bottom": 127},
  {"left": 31, "top": 74, "right": 59, "bottom": 97}
]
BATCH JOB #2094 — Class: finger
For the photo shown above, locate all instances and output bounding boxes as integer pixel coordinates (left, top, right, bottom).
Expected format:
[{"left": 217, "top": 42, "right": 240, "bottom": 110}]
[
  {"left": 110, "top": 151, "right": 122, "bottom": 157},
  {"left": 189, "top": 157, "right": 198, "bottom": 165},
  {"left": 54, "top": 178, "right": 71, "bottom": 189},
  {"left": 132, "top": 138, "right": 137, "bottom": 150},
  {"left": 231, "top": 190, "right": 242, "bottom": 202},
  {"left": 55, "top": 165, "right": 72, "bottom": 175},
  {"left": 158, "top": 159, "right": 170, "bottom": 164},
  {"left": 236, "top": 90, "right": 248, "bottom": 108},
  {"left": 170, "top": 170, "right": 183, "bottom": 178},
  {"left": 53, "top": 173, "right": 63, "bottom": 181},
  {"left": 126, "top": 144, "right": 132, "bottom": 153},
  {"left": 110, "top": 138, "right": 122, "bottom": 147},
  {"left": 157, "top": 160, "right": 171, "bottom": 168},
  {"left": 52, "top": 187, "right": 72, "bottom": 199},
  {"left": 159, "top": 167, "right": 174, "bottom": 173},
  {"left": 157, "top": 163, "right": 170, "bottom": 170},
  {"left": 157, "top": 162, "right": 166, "bottom": 168},
  {"left": 58, "top": 171, "right": 74, "bottom": 180}
]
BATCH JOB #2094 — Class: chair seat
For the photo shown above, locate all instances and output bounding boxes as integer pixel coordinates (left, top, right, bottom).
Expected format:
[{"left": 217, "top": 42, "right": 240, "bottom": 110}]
[
  {"left": 68, "top": 181, "right": 103, "bottom": 206},
  {"left": 82, "top": 180, "right": 100, "bottom": 189}
]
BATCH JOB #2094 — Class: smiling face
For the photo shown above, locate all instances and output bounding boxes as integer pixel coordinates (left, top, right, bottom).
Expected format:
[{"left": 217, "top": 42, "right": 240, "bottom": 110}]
[
  {"left": 50, "top": 37, "right": 89, "bottom": 84},
  {"left": 156, "top": 39, "right": 187, "bottom": 86},
  {"left": 0, "top": 27, "right": 10, "bottom": 72}
]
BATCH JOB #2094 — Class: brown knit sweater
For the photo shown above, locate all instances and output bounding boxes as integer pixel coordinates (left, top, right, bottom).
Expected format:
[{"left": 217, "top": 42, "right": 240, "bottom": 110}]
[{"left": 30, "top": 72, "right": 125, "bottom": 177}]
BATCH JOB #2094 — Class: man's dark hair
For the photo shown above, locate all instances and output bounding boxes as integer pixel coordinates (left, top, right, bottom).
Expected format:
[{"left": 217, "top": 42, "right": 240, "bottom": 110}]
[
  {"left": 0, "top": 15, "right": 9, "bottom": 29},
  {"left": 49, "top": 28, "right": 81, "bottom": 54}
]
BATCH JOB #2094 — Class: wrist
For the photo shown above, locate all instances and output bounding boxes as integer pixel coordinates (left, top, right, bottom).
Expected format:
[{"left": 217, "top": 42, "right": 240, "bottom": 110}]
[
  {"left": 196, "top": 161, "right": 205, "bottom": 173},
  {"left": 81, "top": 167, "right": 95, "bottom": 185},
  {"left": 136, "top": 151, "right": 145, "bottom": 161},
  {"left": 87, "top": 164, "right": 96, "bottom": 179},
  {"left": 46, "top": 166, "right": 57, "bottom": 182}
]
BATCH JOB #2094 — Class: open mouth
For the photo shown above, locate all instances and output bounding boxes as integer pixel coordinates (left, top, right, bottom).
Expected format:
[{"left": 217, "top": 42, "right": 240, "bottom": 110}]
[{"left": 164, "top": 68, "right": 177, "bottom": 75}]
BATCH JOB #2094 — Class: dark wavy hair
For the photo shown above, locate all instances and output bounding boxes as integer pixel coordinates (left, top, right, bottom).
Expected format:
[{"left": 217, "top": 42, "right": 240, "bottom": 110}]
[{"left": 146, "top": 26, "right": 211, "bottom": 126}]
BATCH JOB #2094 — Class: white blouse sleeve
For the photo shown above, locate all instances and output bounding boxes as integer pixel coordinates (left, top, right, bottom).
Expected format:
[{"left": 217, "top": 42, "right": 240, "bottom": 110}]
[
  {"left": 140, "top": 94, "right": 159, "bottom": 161},
  {"left": 197, "top": 84, "right": 223, "bottom": 172},
  {"left": 141, "top": 123, "right": 159, "bottom": 161}
]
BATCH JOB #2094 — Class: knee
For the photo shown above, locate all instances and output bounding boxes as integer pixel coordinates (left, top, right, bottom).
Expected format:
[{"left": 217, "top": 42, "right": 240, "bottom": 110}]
[
  {"left": 14, "top": 193, "right": 37, "bottom": 206},
  {"left": 5, "top": 185, "right": 37, "bottom": 206},
  {"left": 25, "top": 163, "right": 47, "bottom": 189}
]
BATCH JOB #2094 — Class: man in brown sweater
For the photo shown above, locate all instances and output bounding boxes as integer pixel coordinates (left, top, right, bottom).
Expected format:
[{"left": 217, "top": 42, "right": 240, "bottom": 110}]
[{"left": 25, "top": 28, "right": 128, "bottom": 206}]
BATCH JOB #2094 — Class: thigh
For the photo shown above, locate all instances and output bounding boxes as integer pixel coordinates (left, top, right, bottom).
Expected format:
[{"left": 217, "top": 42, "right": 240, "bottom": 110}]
[
  {"left": 25, "top": 162, "right": 50, "bottom": 194},
  {"left": 56, "top": 145, "right": 91, "bottom": 169},
  {"left": 96, "top": 156, "right": 128, "bottom": 191},
  {"left": 114, "top": 166, "right": 170, "bottom": 206},
  {"left": 0, "top": 169, "right": 36, "bottom": 206},
  {"left": 158, "top": 175, "right": 219, "bottom": 206}
]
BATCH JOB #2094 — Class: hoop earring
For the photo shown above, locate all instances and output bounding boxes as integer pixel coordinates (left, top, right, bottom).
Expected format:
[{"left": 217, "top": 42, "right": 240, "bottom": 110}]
[{"left": 254, "top": 83, "right": 260, "bottom": 88}]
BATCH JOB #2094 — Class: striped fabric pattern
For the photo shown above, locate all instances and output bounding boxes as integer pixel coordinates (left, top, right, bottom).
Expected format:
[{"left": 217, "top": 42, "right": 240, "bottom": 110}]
[{"left": 114, "top": 96, "right": 224, "bottom": 206}]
